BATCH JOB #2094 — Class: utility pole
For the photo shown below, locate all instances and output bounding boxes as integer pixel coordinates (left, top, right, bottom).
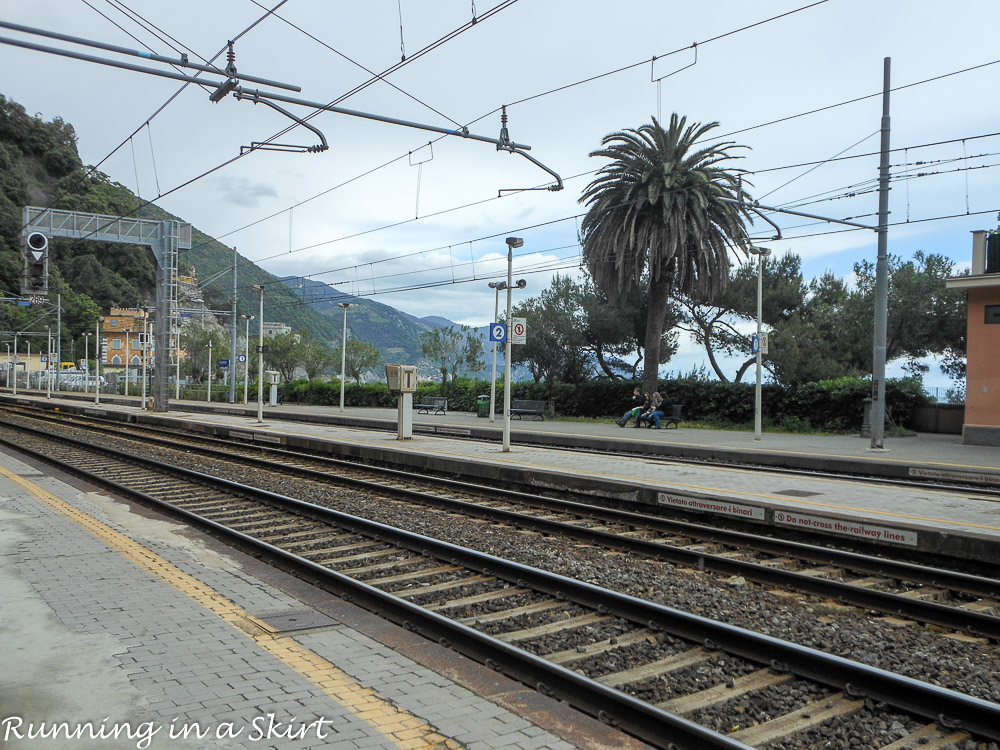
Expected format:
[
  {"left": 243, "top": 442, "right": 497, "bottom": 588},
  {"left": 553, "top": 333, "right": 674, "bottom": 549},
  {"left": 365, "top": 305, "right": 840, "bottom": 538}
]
[
  {"left": 229, "top": 247, "right": 238, "bottom": 403},
  {"left": 55, "top": 293, "right": 61, "bottom": 392},
  {"left": 871, "top": 57, "right": 892, "bottom": 449}
]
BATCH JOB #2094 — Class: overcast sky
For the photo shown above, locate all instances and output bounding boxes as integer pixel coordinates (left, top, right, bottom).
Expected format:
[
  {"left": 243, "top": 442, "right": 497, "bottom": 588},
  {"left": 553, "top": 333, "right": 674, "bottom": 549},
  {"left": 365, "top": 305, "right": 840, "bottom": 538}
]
[{"left": 2, "top": 0, "right": 998, "bottom": 386}]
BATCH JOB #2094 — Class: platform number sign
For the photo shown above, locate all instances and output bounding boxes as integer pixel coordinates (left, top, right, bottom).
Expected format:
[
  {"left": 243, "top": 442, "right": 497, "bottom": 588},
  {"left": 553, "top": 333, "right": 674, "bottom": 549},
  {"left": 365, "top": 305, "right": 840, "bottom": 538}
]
[
  {"left": 511, "top": 318, "right": 526, "bottom": 345},
  {"left": 489, "top": 323, "right": 507, "bottom": 343},
  {"left": 237, "top": 354, "right": 247, "bottom": 363}
]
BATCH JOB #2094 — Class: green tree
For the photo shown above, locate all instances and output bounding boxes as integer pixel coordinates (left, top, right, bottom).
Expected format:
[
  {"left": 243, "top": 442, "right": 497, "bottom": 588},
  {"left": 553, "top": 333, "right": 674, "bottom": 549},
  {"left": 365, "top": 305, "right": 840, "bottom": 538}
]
[
  {"left": 300, "top": 336, "right": 338, "bottom": 382},
  {"left": 677, "top": 251, "right": 806, "bottom": 382},
  {"left": 264, "top": 331, "right": 305, "bottom": 382},
  {"left": 420, "top": 325, "right": 483, "bottom": 382},
  {"left": 580, "top": 114, "right": 750, "bottom": 396},
  {"left": 510, "top": 275, "right": 589, "bottom": 388},
  {"left": 344, "top": 338, "right": 383, "bottom": 384},
  {"left": 180, "top": 325, "right": 230, "bottom": 382}
]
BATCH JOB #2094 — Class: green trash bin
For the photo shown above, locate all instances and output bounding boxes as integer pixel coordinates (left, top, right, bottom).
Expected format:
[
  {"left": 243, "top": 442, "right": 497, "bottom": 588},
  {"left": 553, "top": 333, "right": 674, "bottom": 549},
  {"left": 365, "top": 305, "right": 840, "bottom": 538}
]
[{"left": 476, "top": 395, "right": 490, "bottom": 418}]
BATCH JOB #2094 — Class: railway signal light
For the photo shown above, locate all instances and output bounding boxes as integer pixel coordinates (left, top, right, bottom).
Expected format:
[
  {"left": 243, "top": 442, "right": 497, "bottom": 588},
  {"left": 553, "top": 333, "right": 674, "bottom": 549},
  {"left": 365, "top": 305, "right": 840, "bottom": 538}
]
[{"left": 20, "top": 231, "right": 49, "bottom": 297}]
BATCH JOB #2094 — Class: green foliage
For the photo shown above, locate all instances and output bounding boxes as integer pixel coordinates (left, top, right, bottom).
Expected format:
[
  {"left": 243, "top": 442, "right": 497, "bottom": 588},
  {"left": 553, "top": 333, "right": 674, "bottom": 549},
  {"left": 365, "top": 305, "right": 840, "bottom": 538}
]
[
  {"left": 419, "top": 325, "right": 483, "bottom": 382},
  {"left": 580, "top": 114, "right": 751, "bottom": 396},
  {"left": 344, "top": 338, "right": 383, "bottom": 383},
  {"left": 279, "top": 374, "right": 928, "bottom": 433}
]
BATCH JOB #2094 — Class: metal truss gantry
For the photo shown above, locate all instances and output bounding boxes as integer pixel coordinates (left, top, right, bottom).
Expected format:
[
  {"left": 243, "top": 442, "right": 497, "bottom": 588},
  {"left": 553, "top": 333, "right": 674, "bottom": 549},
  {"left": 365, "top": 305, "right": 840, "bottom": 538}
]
[{"left": 22, "top": 206, "right": 192, "bottom": 412}]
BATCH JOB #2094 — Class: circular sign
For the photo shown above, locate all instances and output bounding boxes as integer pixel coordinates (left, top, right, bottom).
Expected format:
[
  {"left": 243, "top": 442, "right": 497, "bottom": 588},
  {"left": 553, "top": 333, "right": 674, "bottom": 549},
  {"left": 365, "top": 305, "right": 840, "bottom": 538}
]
[
  {"left": 513, "top": 322, "right": 525, "bottom": 337},
  {"left": 491, "top": 323, "right": 506, "bottom": 342},
  {"left": 237, "top": 354, "right": 247, "bottom": 363}
]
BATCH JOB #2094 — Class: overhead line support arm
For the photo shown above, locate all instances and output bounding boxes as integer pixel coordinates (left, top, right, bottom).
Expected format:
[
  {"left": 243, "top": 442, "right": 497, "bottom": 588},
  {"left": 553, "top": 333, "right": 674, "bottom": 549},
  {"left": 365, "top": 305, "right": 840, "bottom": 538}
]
[{"left": 0, "top": 20, "right": 301, "bottom": 91}]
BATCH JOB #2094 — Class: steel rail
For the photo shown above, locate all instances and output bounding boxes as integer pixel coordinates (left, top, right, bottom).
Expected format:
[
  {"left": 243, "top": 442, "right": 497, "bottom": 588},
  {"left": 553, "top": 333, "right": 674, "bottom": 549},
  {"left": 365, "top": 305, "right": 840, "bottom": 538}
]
[
  {"left": 0, "top": 426, "right": 748, "bottom": 750},
  {"left": 3, "top": 424, "right": 1000, "bottom": 742},
  {"left": 7, "top": 407, "right": 1000, "bottom": 635}
]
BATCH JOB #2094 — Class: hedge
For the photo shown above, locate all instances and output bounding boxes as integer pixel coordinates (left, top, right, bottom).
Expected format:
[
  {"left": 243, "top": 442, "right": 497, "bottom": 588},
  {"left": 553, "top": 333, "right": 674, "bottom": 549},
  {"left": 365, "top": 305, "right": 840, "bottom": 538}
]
[{"left": 279, "top": 375, "right": 928, "bottom": 433}]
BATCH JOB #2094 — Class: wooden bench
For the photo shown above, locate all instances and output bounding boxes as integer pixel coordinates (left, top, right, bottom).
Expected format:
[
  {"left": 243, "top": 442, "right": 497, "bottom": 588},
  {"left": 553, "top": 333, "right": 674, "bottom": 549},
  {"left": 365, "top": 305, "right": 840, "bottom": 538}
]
[
  {"left": 509, "top": 399, "right": 546, "bottom": 420},
  {"left": 415, "top": 396, "right": 448, "bottom": 415}
]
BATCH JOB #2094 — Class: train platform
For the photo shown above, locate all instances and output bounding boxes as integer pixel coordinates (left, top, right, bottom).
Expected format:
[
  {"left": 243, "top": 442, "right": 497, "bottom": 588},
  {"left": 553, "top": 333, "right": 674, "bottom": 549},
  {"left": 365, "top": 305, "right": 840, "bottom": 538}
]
[
  {"left": 3, "top": 390, "right": 999, "bottom": 567},
  {"left": 0, "top": 447, "right": 643, "bottom": 750}
]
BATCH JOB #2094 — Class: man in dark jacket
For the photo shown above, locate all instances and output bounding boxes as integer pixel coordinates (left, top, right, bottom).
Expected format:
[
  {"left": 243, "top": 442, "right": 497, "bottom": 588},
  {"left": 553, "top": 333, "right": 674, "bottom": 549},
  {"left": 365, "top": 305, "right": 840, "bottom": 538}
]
[{"left": 617, "top": 388, "right": 648, "bottom": 427}]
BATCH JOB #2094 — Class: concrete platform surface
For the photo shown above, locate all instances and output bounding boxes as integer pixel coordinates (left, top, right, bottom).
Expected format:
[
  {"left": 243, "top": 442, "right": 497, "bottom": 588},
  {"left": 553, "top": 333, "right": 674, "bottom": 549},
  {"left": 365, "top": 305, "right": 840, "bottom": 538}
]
[{"left": 0, "top": 447, "right": 646, "bottom": 750}]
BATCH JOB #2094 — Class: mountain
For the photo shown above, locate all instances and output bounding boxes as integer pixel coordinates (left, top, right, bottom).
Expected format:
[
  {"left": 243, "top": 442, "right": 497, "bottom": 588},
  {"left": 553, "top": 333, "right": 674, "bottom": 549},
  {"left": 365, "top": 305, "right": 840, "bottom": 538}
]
[
  {"left": 278, "top": 276, "right": 464, "bottom": 365},
  {"left": 0, "top": 92, "right": 482, "bottom": 373}
]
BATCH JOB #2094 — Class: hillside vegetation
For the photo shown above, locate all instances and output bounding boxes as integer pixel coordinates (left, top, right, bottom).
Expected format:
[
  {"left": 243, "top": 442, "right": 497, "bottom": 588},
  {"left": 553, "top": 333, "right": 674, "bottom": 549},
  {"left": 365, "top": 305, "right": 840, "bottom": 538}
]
[{"left": 0, "top": 93, "right": 456, "bottom": 364}]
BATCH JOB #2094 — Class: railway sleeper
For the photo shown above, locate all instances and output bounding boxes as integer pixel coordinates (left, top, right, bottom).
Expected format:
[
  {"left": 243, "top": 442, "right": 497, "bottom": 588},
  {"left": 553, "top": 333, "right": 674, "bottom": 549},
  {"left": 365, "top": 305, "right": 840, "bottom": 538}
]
[
  {"left": 658, "top": 669, "right": 796, "bottom": 716},
  {"left": 596, "top": 647, "right": 714, "bottom": 689},
  {"left": 425, "top": 587, "right": 531, "bottom": 611},
  {"left": 728, "top": 692, "right": 864, "bottom": 747},
  {"left": 878, "top": 724, "right": 970, "bottom": 749}
]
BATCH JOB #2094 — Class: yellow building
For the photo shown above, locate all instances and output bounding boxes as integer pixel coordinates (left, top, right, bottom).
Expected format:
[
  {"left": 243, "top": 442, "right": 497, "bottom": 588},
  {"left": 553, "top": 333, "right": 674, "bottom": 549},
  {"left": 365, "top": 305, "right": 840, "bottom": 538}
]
[{"left": 101, "top": 308, "right": 150, "bottom": 367}]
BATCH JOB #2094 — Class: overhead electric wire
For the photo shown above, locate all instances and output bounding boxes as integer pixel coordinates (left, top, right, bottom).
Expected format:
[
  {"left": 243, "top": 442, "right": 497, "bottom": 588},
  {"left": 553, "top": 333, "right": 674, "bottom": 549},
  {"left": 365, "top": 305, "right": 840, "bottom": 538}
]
[
  {"left": 246, "top": 0, "right": 463, "bottom": 128},
  {"left": 25, "top": 0, "right": 518, "bottom": 248},
  {"left": 19, "top": 0, "right": 292, "bottom": 231}
]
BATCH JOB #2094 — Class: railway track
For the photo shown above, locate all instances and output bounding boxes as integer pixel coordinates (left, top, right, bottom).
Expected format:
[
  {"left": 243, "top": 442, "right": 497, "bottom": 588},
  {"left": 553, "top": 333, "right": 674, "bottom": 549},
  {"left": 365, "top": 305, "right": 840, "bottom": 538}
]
[
  {"left": 2, "top": 416, "right": 999, "bottom": 748},
  {"left": 6, "top": 391, "right": 999, "bottom": 498},
  {"left": 6, "top": 406, "right": 1000, "bottom": 640}
]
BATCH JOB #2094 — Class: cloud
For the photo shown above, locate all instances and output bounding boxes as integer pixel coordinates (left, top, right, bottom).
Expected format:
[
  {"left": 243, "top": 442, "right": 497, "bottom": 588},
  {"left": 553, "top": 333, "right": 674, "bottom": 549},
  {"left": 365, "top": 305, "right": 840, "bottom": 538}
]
[{"left": 215, "top": 176, "right": 278, "bottom": 208}]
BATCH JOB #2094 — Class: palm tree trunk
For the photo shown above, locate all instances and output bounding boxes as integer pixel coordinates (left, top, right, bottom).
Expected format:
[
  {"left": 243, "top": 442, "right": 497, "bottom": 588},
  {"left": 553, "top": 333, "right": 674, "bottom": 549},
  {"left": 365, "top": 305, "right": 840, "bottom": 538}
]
[{"left": 642, "top": 274, "right": 672, "bottom": 395}]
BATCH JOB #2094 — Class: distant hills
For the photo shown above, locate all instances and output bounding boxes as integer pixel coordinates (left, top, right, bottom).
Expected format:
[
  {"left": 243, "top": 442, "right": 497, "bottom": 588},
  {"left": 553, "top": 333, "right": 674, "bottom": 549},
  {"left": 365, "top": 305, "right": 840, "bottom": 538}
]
[{"left": 0, "top": 92, "right": 490, "bottom": 376}]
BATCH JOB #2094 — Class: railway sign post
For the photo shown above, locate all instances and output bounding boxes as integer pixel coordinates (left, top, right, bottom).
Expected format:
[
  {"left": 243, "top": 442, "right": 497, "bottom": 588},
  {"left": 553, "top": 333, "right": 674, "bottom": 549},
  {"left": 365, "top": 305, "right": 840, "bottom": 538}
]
[
  {"left": 489, "top": 323, "right": 506, "bottom": 343},
  {"left": 511, "top": 318, "right": 526, "bottom": 345}
]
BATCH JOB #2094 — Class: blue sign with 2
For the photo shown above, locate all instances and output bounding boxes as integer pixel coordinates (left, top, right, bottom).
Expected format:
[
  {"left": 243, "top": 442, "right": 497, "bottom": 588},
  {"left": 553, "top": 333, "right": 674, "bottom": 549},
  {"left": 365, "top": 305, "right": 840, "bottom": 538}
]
[{"left": 489, "top": 323, "right": 507, "bottom": 343}]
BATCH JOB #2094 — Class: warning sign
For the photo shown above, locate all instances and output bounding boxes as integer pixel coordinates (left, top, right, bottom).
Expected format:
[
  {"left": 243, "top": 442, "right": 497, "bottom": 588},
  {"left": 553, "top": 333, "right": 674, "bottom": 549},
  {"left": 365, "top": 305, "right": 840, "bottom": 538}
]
[
  {"left": 657, "top": 493, "right": 764, "bottom": 520},
  {"left": 774, "top": 510, "right": 917, "bottom": 546}
]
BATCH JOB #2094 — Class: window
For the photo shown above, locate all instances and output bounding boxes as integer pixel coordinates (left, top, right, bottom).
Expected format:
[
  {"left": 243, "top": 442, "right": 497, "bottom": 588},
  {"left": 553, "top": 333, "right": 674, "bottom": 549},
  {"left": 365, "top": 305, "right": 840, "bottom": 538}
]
[
  {"left": 110, "top": 319, "right": 118, "bottom": 327},
  {"left": 111, "top": 338, "right": 123, "bottom": 350},
  {"left": 986, "top": 305, "right": 1000, "bottom": 325},
  {"left": 111, "top": 355, "right": 122, "bottom": 365}
]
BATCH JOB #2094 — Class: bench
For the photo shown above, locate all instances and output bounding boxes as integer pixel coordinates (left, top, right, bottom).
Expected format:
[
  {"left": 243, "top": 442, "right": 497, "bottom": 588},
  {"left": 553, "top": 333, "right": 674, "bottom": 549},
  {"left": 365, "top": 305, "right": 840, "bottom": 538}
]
[
  {"left": 509, "top": 399, "right": 546, "bottom": 420},
  {"left": 644, "top": 403, "right": 682, "bottom": 429},
  {"left": 415, "top": 396, "right": 448, "bottom": 415}
]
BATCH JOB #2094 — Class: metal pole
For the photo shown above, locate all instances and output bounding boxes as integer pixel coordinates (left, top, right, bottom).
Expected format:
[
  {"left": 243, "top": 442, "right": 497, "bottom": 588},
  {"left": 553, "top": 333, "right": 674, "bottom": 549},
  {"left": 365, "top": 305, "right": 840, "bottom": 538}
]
[
  {"left": 490, "top": 286, "right": 499, "bottom": 422},
  {"left": 46, "top": 326, "right": 51, "bottom": 399},
  {"left": 503, "top": 250, "right": 513, "bottom": 452},
  {"left": 256, "top": 286, "right": 264, "bottom": 423},
  {"left": 13, "top": 333, "right": 17, "bottom": 396},
  {"left": 339, "top": 304, "right": 350, "bottom": 412},
  {"left": 95, "top": 319, "right": 101, "bottom": 404},
  {"left": 207, "top": 340, "right": 212, "bottom": 402},
  {"left": 55, "top": 293, "right": 61, "bottom": 392},
  {"left": 229, "top": 247, "right": 238, "bottom": 403},
  {"left": 125, "top": 330, "right": 130, "bottom": 397},
  {"left": 754, "top": 253, "right": 764, "bottom": 441},
  {"left": 84, "top": 334, "right": 88, "bottom": 394},
  {"left": 142, "top": 319, "right": 148, "bottom": 408},
  {"left": 244, "top": 316, "right": 251, "bottom": 405},
  {"left": 871, "top": 57, "right": 892, "bottom": 450}
]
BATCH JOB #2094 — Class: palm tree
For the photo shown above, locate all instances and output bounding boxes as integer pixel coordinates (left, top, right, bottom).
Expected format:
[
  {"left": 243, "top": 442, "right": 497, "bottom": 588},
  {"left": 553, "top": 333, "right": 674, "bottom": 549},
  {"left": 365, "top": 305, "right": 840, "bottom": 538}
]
[{"left": 580, "top": 114, "right": 751, "bottom": 396}]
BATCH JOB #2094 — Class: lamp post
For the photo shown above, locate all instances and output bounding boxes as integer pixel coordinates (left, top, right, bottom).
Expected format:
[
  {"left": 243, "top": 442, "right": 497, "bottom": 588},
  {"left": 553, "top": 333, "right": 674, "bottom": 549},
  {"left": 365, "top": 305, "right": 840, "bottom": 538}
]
[
  {"left": 242, "top": 314, "right": 253, "bottom": 405},
  {"left": 337, "top": 302, "right": 354, "bottom": 412},
  {"left": 95, "top": 317, "right": 103, "bottom": 405},
  {"left": 253, "top": 285, "right": 264, "bottom": 423},
  {"left": 12, "top": 333, "right": 17, "bottom": 396},
  {"left": 206, "top": 339, "right": 213, "bottom": 402},
  {"left": 83, "top": 332, "right": 91, "bottom": 394},
  {"left": 141, "top": 318, "right": 148, "bottom": 409},
  {"left": 46, "top": 325, "right": 52, "bottom": 399},
  {"left": 502, "top": 237, "right": 523, "bottom": 452},
  {"left": 487, "top": 281, "right": 505, "bottom": 423},
  {"left": 749, "top": 245, "right": 771, "bottom": 441}
]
